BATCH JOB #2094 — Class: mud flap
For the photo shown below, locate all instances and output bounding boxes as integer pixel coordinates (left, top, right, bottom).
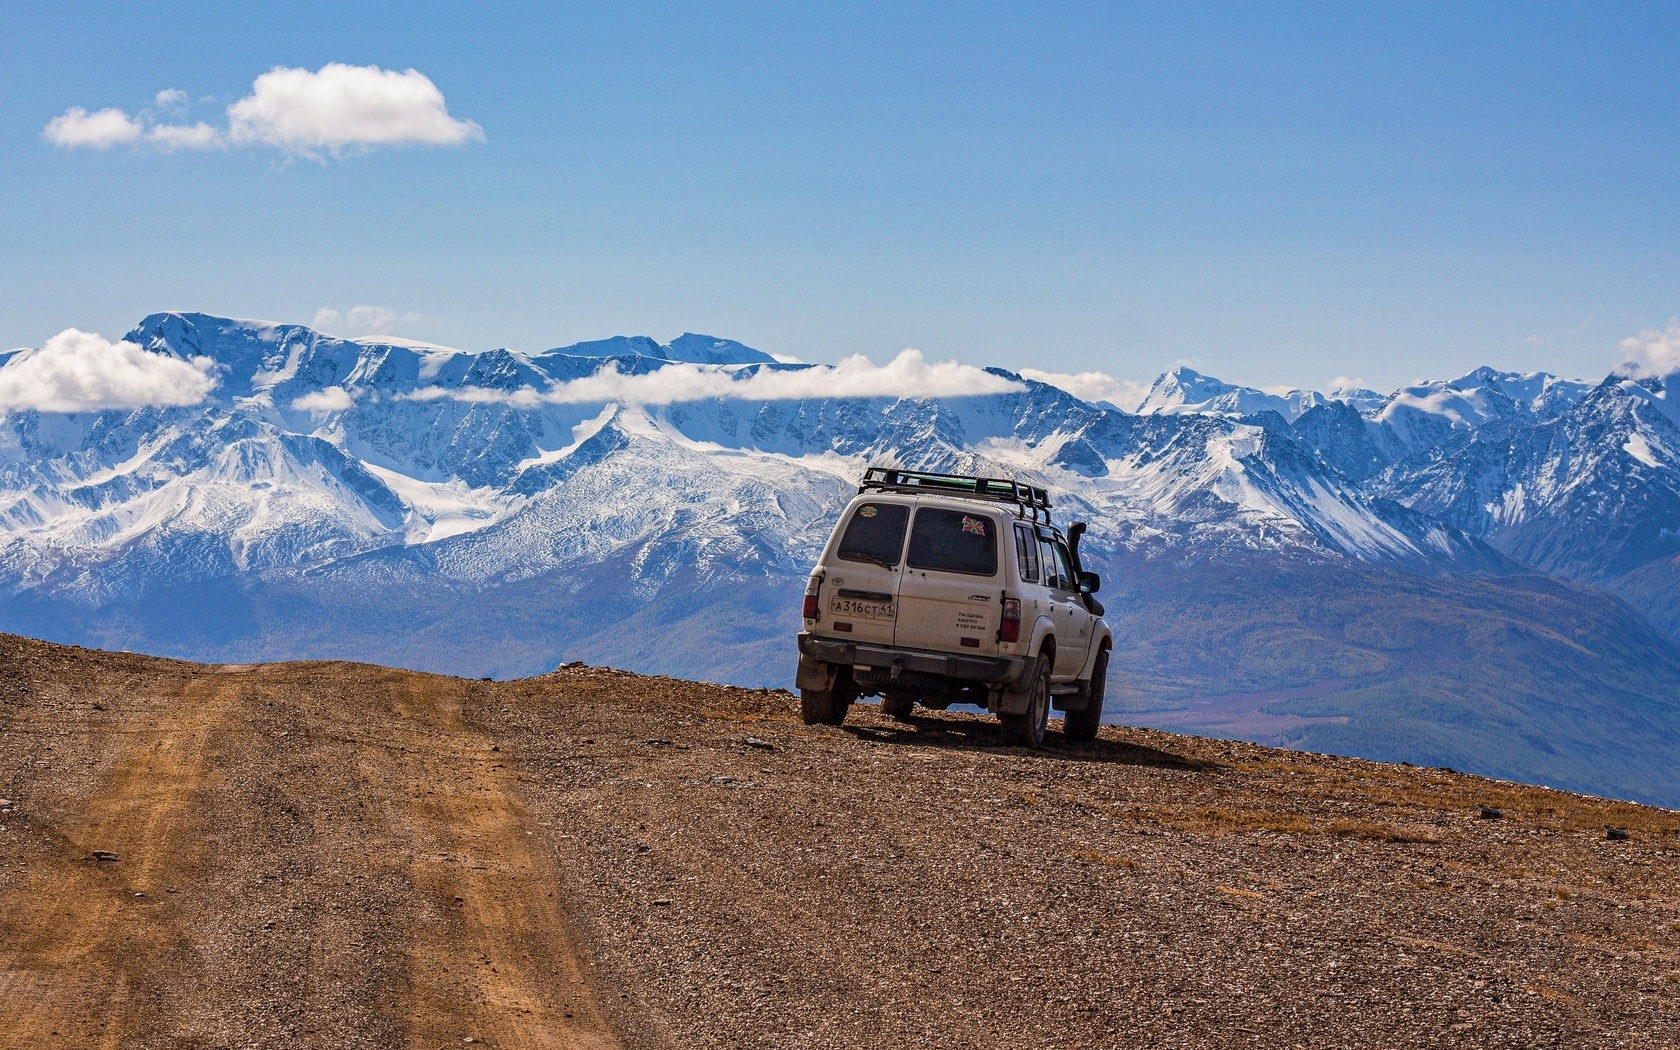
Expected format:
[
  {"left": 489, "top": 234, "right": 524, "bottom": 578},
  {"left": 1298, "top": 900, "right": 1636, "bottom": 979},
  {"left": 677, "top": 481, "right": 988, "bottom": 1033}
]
[
  {"left": 991, "top": 689, "right": 1029, "bottom": 717},
  {"left": 1052, "top": 692, "right": 1089, "bottom": 714},
  {"left": 796, "top": 656, "right": 837, "bottom": 693}
]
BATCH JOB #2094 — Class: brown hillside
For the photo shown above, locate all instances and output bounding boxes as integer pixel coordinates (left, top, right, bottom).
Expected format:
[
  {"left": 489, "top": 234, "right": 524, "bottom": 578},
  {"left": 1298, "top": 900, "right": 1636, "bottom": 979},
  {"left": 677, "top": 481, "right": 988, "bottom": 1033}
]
[{"left": 0, "top": 633, "right": 1677, "bottom": 1048}]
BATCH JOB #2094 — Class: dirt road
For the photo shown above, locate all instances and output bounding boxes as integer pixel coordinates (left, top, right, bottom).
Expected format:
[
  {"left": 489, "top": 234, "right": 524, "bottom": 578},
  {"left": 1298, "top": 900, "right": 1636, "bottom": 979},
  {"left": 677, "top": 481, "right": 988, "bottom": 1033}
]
[
  {"left": 0, "top": 641, "right": 614, "bottom": 1048},
  {"left": 2, "top": 633, "right": 1679, "bottom": 1048}
]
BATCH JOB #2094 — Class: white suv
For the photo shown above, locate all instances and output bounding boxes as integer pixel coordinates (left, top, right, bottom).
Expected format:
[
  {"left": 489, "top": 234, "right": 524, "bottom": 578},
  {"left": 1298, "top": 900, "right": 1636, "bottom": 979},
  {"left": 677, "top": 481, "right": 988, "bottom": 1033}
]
[{"left": 796, "top": 467, "right": 1112, "bottom": 746}]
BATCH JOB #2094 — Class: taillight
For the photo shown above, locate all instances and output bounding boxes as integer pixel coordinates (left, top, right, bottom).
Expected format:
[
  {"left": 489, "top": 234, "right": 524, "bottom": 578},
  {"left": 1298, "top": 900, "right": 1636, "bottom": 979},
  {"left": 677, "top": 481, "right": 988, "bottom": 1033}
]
[
  {"left": 999, "top": 597, "right": 1021, "bottom": 643},
  {"left": 802, "top": 574, "right": 822, "bottom": 621}
]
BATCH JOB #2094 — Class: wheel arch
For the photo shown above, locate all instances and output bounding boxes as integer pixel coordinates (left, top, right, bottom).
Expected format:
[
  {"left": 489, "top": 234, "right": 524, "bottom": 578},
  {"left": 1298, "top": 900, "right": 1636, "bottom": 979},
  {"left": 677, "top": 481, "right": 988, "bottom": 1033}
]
[{"left": 1027, "top": 616, "right": 1057, "bottom": 660}]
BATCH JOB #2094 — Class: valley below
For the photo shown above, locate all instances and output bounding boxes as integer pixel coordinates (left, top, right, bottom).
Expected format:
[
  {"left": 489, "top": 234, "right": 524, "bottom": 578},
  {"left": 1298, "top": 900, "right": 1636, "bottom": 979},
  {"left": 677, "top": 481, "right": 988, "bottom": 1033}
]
[{"left": 1, "top": 633, "right": 1677, "bottom": 1048}]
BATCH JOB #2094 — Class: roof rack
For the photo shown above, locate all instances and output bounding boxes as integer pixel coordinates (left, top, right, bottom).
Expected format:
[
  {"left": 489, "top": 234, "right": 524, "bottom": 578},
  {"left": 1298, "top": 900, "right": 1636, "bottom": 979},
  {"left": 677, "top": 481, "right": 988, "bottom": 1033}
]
[{"left": 858, "top": 467, "right": 1053, "bottom": 524}]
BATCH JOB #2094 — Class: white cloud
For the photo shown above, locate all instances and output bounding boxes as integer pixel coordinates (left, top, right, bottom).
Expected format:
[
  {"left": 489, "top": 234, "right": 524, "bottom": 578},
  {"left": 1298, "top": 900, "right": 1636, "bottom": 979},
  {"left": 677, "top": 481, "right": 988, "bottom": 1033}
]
[
  {"left": 312, "top": 305, "right": 424, "bottom": 337},
  {"left": 44, "top": 63, "right": 482, "bottom": 159},
  {"left": 42, "top": 107, "right": 143, "bottom": 149},
  {"left": 1618, "top": 318, "right": 1680, "bottom": 378},
  {"left": 408, "top": 349, "right": 1024, "bottom": 407},
  {"left": 292, "top": 386, "right": 354, "bottom": 413},
  {"left": 228, "top": 64, "right": 483, "bottom": 157},
  {"left": 1018, "top": 368, "right": 1150, "bottom": 410},
  {"left": 146, "top": 122, "right": 220, "bottom": 151},
  {"left": 0, "top": 329, "right": 218, "bottom": 413}
]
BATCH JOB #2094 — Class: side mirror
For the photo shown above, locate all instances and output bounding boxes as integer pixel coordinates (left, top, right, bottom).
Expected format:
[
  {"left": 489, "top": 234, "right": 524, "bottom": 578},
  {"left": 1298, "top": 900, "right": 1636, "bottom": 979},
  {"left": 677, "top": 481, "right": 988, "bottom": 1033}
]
[{"left": 1078, "top": 570, "right": 1101, "bottom": 595}]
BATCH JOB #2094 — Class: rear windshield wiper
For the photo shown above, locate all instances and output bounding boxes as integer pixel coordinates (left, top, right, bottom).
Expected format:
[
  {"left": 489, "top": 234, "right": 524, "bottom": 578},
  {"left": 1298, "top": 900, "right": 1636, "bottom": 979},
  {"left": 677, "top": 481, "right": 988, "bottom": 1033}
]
[{"left": 841, "top": 551, "right": 899, "bottom": 570}]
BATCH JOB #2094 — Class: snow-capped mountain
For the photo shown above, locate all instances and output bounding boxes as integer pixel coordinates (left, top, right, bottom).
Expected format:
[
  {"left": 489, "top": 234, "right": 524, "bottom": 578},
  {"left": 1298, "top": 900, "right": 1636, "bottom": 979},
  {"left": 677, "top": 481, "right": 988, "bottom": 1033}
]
[
  {"left": 0, "top": 313, "right": 1518, "bottom": 611},
  {"left": 1369, "top": 370, "right": 1680, "bottom": 582},
  {"left": 1, "top": 312, "right": 1677, "bottom": 806},
  {"left": 0, "top": 311, "right": 1669, "bottom": 620},
  {"left": 1134, "top": 365, "right": 1384, "bottom": 421}
]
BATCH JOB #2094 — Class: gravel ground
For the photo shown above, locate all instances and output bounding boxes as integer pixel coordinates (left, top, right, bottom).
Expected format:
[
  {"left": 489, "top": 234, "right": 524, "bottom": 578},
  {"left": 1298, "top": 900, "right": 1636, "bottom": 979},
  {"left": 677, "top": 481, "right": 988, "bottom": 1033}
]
[{"left": 1, "top": 633, "right": 1677, "bottom": 1048}]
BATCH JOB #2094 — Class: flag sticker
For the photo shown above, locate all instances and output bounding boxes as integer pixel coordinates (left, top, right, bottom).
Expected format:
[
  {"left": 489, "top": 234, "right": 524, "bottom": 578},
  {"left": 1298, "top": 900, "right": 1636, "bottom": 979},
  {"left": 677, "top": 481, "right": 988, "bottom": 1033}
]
[
  {"left": 961, "top": 516, "right": 985, "bottom": 536},
  {"left": 859, "top": 505, "right": 878, "bottom": 518}
]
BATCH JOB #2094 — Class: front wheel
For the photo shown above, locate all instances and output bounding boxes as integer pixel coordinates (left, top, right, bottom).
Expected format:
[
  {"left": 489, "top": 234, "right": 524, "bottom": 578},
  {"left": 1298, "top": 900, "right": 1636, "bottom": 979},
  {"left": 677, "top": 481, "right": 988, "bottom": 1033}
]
[
  {"left": 880, "top": 693, "right": 915, "bottom": 719},
  {"left": 1062, "top": 648, "right": 1108, "bottom": 742},
  {"left": 999, "top": 657, "right": 1050, "bottom": 747},
  {"left": 800, "top": 687, "right": 849, "bottom": 726}
]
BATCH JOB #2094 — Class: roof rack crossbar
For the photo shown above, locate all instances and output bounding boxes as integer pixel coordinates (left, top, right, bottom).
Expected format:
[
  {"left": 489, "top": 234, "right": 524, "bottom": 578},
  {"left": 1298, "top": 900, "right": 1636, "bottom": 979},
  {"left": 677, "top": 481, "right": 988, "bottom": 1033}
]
[{"left": 857, "top": 467, "right": 1053, "bottom": 523}]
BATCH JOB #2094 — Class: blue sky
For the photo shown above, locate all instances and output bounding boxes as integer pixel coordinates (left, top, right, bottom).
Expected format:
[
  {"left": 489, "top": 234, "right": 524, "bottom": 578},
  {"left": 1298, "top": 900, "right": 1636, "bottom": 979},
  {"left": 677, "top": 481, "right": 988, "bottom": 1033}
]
[{"left": 2, "top": 1, "right": 1677, "bottom": 396}]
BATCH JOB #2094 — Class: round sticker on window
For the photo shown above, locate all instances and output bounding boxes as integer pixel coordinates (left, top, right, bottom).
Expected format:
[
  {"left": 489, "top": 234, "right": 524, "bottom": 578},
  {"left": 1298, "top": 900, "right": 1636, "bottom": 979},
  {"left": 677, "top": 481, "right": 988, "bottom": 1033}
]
[{"left": 859, "top": 506, "right": 878, "bottom": 518}]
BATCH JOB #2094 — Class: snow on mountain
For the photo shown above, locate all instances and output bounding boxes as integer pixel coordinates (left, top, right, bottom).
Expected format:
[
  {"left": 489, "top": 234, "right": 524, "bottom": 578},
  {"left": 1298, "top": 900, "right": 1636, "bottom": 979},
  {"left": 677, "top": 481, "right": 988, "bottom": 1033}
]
[
  {"left": 0, "top": 311, "right": 1670, "bottom": 651},
  {"left": 1133, "top": 365, "right": 1385, "bottom": 422},
  {"left": 1136, "top": 366, "right": 1306, "bottom": 420},
  {"left": 1613, "top": 369, "right": 1680, "bottom": 430},
  {"left": 1371, "top": 371, "right": 1680, "bottom": 582},
  {"left": 0, "top": 314, "right": 1529, "bottom": 620},
  {"left": 543, "top": 333, "right": 776, "bottom": 366},
  {"left": 1370, "top": 366, "right": 1592, "bottom": 455}
]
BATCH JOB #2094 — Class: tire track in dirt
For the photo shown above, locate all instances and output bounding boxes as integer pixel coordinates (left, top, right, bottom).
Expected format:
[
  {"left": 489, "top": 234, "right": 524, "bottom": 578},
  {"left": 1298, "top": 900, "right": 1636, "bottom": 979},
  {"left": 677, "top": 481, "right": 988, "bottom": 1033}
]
[
  {"left": 0, "top": 659, "right": 620, "bottom": 1050},
  {"left": 0, "top": 667, "right": 237, "bottom": 1046},
  {"left": 369, "top": 674, "right": 617, "bottom": 1050}
]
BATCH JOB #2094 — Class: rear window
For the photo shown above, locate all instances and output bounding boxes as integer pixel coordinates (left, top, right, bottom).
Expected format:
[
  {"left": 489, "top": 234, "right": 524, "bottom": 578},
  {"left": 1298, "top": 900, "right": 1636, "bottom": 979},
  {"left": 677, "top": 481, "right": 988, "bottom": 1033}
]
[
  {"left": 837, "top": 502, "right": 909, "bottom": 566},
  {"left": 1015, "top": 522, "right": 1039, "bottom": 582},
  {"left": 907, "top": 508, "right": 998, "bottom": 576}
]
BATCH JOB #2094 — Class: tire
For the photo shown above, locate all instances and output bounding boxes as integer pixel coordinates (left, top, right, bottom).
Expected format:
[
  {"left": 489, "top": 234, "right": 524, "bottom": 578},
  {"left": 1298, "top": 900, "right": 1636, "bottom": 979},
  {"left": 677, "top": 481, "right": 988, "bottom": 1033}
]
[
  {"left": 1062, "top": 648, "right": 1108, "bottom": 742},
  {"left": 880, "top": 694, "right": 915, "bottom": 719},
  {"left": 800, "top": 688, "right": 848, "bottom": 726},
  {"left": 999, "top": 656, "right": 1050, "bottom": 748}
]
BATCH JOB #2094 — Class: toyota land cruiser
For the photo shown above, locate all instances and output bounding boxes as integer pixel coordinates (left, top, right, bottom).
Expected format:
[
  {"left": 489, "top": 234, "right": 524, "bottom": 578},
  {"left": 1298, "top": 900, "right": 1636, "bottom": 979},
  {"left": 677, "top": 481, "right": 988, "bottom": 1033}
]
[{"left": 796, "top": 467, "right": 1112, "bottom": 746}]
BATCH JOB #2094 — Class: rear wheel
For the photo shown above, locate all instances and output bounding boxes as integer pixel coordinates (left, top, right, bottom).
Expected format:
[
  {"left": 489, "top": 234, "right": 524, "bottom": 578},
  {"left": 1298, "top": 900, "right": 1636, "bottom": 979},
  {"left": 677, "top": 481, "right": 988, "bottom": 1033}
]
[
  {"left": 800, "top": 687, "right": 849, "bottom": 726},
  {"left": 999, "top": 657, "right": 1050, "bottom": 747},
  {"left": 880, "top": 693, "right": 915, "bottom": 719},
  {"left": 1062, "top": 648, "right": 1108, "bottom": 742}
]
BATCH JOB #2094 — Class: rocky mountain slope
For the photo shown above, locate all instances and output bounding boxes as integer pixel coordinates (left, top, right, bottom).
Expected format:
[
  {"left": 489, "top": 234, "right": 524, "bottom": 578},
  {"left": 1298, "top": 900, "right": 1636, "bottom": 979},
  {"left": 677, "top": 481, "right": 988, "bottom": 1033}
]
[
  {"left": 0, "top": 637, "right": 1676, "bottom": 1048},
  {"left": 0, "top": 313, "right": 1676, "bottom": 805}
]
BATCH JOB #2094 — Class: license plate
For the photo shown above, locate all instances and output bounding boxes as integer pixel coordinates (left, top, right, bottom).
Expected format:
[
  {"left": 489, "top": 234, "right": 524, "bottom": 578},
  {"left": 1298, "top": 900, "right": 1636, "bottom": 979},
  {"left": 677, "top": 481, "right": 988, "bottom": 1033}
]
[{"left": 831, "top": 596, "right": 895, "bottom": 620}]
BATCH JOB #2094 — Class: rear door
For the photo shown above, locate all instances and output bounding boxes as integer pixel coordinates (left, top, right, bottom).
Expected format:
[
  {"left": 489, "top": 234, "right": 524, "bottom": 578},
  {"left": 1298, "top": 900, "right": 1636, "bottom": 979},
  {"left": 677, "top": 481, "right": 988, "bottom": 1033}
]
[
  {"left": 1038, "top": 530, "right": 1094, "bottom": 678},
  {"left": 822, "top": 500, "right": 909, "bottom": 646},
  {"left": 893, "top": 505, "right": 1002, "bottom": 655}
]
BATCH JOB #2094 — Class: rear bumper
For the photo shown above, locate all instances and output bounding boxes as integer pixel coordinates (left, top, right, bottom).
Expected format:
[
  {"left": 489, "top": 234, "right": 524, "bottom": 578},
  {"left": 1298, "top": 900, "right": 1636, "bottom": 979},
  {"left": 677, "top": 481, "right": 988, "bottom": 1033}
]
[{"left": 797, "top": 632, "right": 1026, "bottom": 687}]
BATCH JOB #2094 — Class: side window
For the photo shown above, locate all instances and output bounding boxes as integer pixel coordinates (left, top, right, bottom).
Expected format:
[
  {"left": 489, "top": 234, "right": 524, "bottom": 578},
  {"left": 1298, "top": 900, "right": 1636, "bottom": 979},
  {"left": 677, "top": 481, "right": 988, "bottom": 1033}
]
[
  {"left": 1037, "top": 534, "right": 1062, "bottom": 589},
  {"left": 1051, "top": 541, "right": 1077, "bottom": 592},
  {"left": 1014, "top": 523, "right": 1039, "bottom": 582},
  {"left": 907, "top": 508, "right": 999, "bottom": 576},
  {"left": 1038, "top": 533, "right": 1074, "bottom": 591},
  {"left": 837, "top": 503, "right": 909, "bottom": 567}
]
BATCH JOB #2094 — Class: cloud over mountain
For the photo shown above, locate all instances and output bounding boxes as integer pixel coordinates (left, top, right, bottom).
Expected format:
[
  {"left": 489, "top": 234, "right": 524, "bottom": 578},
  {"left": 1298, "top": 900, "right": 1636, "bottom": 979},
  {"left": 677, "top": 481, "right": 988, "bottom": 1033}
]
[
  {"left": 1619, "top": 318, "right": 1680, "bottom": 379},
  {"left": 409, "top": 348, "right": 1025, "bottom": 406},
  {"left": 312, "top": 305, "right": 424, "bottom": 338},
  {"left": 1019, "top": 368, "right": 1150, "bottom": 409},
  {"left": 0, "top": 330, "right": 217, "bottom": 412}
]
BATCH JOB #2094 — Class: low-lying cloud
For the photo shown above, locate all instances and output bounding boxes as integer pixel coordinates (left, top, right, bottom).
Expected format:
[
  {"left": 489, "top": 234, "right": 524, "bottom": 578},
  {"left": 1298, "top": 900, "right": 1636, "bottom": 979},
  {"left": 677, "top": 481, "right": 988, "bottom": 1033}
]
[
  {"left": 292, "top": 386, "right": 355, "bottom": 413},
  {"left": 312, "top": 305, "right": 424, "bottom": 338},
  {"left": 1618, "top": 318, "right": 1680, "bottom": 379},
  {"left": 407, "top": 350, "right": 1024, "bottom": 407},
  {"left": 0, "top": 330, "right": 218, "bottom": 413},
  {"left": 43, "top": 64, "right": 482, "bottom": 159},
  {"left": 1018, "top": 368, "right": 1150, "bottom": 410}
]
